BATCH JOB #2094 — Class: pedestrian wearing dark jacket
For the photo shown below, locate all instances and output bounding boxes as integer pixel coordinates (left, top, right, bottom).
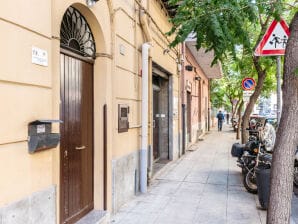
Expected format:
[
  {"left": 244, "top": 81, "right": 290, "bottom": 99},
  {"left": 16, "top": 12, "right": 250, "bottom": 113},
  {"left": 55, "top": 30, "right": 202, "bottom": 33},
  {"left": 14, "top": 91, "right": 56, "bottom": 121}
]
[{"left": 216, "top": 110, "right": 225, "bottom": 131}]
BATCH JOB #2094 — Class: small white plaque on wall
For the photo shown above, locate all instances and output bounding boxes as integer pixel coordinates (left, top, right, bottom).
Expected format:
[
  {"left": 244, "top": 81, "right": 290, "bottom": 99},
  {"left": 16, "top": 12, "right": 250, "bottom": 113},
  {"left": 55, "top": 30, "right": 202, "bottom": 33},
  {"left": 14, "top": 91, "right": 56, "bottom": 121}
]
[
  {"left": 32, "top": 46, "right": 48, "bottom": 66},
  {"left": 37, "top": 124, "right": 46, "bottom": 133}
]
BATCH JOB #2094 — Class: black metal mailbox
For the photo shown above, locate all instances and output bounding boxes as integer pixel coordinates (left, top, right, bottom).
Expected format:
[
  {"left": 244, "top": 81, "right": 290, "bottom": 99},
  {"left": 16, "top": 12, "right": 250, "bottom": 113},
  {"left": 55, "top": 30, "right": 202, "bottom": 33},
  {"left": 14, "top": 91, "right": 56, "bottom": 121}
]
[{"left": 28, "top": 120, "right": 62, "bottom": 153}]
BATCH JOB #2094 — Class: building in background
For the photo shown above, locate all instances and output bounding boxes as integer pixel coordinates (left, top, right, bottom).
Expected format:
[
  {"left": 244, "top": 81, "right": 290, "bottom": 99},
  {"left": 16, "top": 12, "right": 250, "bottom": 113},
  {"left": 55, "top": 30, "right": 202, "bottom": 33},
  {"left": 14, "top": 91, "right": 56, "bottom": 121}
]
[
  {"left": 180, "top": 41, "right": 223, "bottom": 151},
  {"left": 0, "top": 0, "right": 181, "bottom": 223}
]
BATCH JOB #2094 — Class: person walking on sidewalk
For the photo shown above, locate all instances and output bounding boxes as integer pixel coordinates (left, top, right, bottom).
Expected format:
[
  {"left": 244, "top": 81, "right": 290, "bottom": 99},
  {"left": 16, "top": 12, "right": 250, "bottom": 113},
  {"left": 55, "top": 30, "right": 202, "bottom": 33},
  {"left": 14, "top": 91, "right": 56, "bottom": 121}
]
[{"left": 217, "top": 110, "right": 225, "bottom": 131}]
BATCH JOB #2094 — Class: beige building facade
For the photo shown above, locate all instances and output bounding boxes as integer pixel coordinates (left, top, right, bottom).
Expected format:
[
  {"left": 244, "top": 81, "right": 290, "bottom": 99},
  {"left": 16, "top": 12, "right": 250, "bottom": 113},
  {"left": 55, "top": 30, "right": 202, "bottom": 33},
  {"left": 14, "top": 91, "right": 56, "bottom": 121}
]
[
  {"left": 0, "top": 0, "right": 181, "bottom": 223},
  {"left": 0, "top": 0, "right": 223, "bottom": 223}
]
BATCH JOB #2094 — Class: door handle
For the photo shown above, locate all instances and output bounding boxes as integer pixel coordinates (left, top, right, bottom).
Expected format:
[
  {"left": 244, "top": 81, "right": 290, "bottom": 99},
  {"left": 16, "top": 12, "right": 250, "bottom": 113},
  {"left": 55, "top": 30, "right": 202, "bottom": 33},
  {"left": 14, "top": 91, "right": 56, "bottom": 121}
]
[
  {"left": 153, "top": 119, "right": 156, "bottom": 128},
  {"left": 75, "top": 146, "right": 86, "bottom": 150}
]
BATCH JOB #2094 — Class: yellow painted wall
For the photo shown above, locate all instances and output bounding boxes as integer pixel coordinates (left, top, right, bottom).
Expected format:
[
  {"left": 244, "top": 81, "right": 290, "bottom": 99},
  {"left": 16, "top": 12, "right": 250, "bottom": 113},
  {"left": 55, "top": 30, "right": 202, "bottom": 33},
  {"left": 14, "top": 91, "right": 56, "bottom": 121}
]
[
  {"left": 112, "top": 0, "right": 180, "bottom": 158},
  {"left": 112, "top": 0, "right": 140, "bottom": 158},
  {"left": 0, "top": 143, "right": 52, "bottom": 206},
  {"left": 0, "top": 0, "right": 53, "bottom": 207},
  {"left": 0, "top": 0, "right": 114, "bottom": 214},
  {"left": 0, "top": 0, "right": 182, "bottom": 217},
  {"left": 0, "top": 0, "right": 51, "bottom": 37},
  {"left": 148, "top": 0, "right": 180, "bottom": 141},
  {"left": 50, "top": 0, "right": 114, "bottom": 215}
]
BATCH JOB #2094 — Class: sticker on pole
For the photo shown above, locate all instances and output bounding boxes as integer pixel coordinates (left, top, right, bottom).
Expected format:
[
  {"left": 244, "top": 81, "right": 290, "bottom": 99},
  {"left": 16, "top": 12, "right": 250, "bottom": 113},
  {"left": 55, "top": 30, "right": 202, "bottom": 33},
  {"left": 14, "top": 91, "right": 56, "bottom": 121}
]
[
  {"left": 243, "top": 90, "right": 253, "bottom": 102},
  {"left": 242, "top": 78, "right": 256, "bottom": 91},
  {"left": 254, "top": 19, "right": 290, "bottom": 56}
]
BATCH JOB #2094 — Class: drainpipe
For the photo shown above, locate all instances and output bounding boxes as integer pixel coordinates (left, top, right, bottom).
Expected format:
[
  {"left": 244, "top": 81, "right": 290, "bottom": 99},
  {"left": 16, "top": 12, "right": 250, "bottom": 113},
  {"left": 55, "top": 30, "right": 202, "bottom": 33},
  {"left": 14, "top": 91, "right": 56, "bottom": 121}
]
[
  {"left": 181, "top": 42, "right": 186, "bottom": 155},
  {"left": 208, "top": 81, "right": 211, "bottom": 131},
  {"left": 139, "top": 6, "right": 152, "bottom": 193},
  {"left": 140, "top": 43, "right": 151, "bottom": 193}
]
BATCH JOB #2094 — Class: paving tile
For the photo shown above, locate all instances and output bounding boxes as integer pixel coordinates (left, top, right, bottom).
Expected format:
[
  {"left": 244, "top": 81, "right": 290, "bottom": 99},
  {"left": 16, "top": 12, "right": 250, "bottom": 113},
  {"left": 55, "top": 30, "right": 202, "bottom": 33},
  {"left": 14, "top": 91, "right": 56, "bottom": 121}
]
[
  {"left": 193, "top": 209, "right": 226, "bottom": 224},
  {"left": 207, "top": 173, "right": 228, "bottom": 185},
  {"left": 115, "top": 212, "right": 158, "bottom": 224},
  {"left": 156, "top": 203, "right": 197, "bottom": 224},
  {"left": 176, "top": 182, "right": 205, "bottom": 194},
  {"left": 228, "top": 185, "right": 245, "bottom": 192},
  {"left": 228, "top": 173, "right": 243, "bottom": 186},
  {"left": 110, "top": 212, "right": 128, "bottom": 223},
  {"left": 148, "top": 180, "right": 182, "bottom": 196},
  {"left": 184, "top": 175, "right": 209, "bottom": 184}
]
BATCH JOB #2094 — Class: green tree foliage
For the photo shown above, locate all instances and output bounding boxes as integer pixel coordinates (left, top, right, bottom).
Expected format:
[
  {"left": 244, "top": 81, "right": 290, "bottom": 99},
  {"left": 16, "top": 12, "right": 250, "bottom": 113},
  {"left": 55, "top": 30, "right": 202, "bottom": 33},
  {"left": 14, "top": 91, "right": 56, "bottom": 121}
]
[
  {"left": 210, "top": 58, "right": 243, "bottom": 113},
  {"left": 166, "top": 1, "right": 297, "bottom": 222},
  {"left": 211, "top": 53, "right": 276, "bottom": 117},
  {"left": 166, "top": 0, "right": 293, "bottom": 142},
  {"left": 167, "top": 0, "right": 282, "bottom": 63}
]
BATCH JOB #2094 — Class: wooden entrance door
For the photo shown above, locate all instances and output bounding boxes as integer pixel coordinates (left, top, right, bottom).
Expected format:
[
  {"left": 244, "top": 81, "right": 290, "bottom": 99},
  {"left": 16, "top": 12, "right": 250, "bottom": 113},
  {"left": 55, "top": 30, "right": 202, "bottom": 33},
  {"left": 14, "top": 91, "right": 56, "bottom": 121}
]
[{"left": 60, "top": 53, "right": 94, "bottom": 224}]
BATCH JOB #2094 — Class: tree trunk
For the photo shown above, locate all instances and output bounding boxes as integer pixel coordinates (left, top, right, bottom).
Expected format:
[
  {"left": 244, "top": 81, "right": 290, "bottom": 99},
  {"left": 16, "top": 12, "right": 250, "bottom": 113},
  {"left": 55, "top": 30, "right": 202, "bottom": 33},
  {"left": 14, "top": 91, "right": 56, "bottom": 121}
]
[
  {"left": 267, "top": 13, "right": 298, "bottom": 224},
  {"left": 240, "top": 15, "right": 274, "bottom": 144},
  {"left": 241, "top": 57, "right": 266, "bottom": 143},
  {"left": 236, "top": 100, "right": 243, "bottom": 140},
  {"left": 232, "top": 99, "right": 239, "bottom": 120}
]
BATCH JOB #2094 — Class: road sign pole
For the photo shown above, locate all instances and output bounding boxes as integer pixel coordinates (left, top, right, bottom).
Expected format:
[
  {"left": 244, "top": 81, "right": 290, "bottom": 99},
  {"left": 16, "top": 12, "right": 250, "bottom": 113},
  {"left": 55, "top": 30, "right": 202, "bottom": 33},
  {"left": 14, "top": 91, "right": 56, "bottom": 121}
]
[{"left": 276, "top": 56, "right": 282, "bottom": 126}]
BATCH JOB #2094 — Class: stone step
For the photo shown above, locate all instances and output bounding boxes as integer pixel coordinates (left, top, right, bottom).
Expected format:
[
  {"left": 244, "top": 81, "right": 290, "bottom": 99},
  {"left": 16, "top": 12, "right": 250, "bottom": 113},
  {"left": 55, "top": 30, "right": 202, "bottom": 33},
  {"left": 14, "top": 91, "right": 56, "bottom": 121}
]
[{"left": 75, "top": 210, "right": 110, "bottom": 224}]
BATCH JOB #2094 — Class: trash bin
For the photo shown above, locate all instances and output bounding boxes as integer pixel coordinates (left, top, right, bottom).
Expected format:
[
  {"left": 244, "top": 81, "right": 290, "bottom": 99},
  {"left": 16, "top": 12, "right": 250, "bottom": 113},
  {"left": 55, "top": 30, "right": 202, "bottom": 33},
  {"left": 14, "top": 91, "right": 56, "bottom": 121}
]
[{"left": 255, "top": 167, "right": 271, "bottom": 209}]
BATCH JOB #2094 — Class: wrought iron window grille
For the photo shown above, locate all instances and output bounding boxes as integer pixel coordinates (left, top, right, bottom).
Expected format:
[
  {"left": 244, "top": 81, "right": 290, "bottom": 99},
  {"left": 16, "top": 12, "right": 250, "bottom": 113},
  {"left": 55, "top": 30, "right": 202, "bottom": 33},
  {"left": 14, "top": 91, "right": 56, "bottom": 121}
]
[{"left": 60, "top": 7, "right": 96, "bottom": 58}]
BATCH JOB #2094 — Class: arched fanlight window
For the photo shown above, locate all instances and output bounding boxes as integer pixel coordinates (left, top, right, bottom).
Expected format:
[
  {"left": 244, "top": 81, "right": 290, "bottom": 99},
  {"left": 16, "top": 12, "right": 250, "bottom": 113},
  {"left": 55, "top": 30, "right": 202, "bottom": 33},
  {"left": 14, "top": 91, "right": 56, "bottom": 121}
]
[{"left": 60, "top": 7, "right": 96, "bottom": 58}]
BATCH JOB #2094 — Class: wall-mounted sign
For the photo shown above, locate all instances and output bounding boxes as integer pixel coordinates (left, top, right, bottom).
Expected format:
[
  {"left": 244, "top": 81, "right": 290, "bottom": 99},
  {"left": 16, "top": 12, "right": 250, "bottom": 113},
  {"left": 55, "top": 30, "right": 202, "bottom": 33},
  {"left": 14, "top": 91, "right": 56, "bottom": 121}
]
[
  {"left": 186, "top": 80, "right": 192, "bottom": 92},
  {"left": 32, "top": 46, "right": 48, "bottom": 66},
  {"left": 36, "top": 124, "right": 46, "bottom": 134}
]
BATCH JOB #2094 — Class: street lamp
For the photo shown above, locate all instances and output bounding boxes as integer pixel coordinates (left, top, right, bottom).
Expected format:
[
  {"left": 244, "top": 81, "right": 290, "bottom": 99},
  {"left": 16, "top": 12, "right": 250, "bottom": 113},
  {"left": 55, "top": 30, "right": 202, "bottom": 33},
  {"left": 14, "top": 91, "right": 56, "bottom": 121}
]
[{"left": 86, "top": 0, "right": 99, "bottom": 7}]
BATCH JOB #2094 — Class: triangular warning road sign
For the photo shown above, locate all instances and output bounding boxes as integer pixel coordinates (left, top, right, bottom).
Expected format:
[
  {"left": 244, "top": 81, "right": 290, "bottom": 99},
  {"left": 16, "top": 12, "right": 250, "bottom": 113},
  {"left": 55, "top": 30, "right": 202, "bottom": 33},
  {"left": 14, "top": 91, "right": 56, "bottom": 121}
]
[{"left": 254, "top": 19, "right": 290, "bottom": 56}]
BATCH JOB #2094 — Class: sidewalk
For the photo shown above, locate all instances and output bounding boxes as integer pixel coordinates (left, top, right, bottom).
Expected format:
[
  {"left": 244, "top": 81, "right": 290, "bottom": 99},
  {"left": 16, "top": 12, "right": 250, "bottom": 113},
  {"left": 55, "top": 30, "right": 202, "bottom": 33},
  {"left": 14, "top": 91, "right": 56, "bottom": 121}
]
[{"left": 111, "top": 124, "right": 298, "bottom": 224}]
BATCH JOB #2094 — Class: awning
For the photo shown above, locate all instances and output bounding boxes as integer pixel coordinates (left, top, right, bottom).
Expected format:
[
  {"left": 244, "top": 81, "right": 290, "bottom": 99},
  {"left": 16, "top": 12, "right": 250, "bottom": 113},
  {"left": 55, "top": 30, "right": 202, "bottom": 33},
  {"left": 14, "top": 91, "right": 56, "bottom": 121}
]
[{"left": 185, "top": 41, "right": 223, "bottom": 79}]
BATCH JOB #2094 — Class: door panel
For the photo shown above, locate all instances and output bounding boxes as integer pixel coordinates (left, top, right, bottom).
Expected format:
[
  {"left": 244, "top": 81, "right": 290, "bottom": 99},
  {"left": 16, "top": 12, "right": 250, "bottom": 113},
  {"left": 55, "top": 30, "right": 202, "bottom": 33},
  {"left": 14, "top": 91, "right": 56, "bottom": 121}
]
[
  {"left": 153, "top": 90, "right": 160, "bottom": 160},
  {"left": 60, "top": 53, "right": 94, "bottom": 224},
  {"left": 187, "top": 92, "right": 191, "bottom": 142}
]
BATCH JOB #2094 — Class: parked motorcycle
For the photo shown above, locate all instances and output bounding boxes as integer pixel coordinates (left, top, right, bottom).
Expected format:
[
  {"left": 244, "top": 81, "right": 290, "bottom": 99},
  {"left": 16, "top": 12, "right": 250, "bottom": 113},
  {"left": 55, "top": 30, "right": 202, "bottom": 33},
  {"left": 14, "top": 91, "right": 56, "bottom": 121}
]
[
  {"left": 242, "top": 141, "right": 272, "bottom": 194},
  {"left": 231, "top": 117, "right": 298, "bottom": 195},
  {"left": 231, "top": 118, "right": 275, "bottom": 194},
  {"left": 242, "top": 146, "right": 298, "bottom": 194},
  {"left": 231, "top": 118, "right": 238, "bottom": 132},
  {"left": 294, "top": 148, "right": 298, "bottom": 187}
]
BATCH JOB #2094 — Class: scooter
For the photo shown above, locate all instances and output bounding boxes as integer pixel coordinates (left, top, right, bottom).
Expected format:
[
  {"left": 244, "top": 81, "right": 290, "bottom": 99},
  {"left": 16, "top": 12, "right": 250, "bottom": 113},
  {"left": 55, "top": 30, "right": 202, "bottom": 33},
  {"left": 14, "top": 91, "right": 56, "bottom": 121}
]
[{"left": 294, "top": 148, "right": 298, "bottom": 187}]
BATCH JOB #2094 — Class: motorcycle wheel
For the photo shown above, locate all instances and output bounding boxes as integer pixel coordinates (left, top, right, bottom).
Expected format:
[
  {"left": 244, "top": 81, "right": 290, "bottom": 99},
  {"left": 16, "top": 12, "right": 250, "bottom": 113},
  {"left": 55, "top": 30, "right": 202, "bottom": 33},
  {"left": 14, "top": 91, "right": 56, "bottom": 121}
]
[
  {"left": 243, "top": 171, "right": 258, "bottom": 194},
  {"left": 294, "top": 166, "right": 298, "bottom": 187}
]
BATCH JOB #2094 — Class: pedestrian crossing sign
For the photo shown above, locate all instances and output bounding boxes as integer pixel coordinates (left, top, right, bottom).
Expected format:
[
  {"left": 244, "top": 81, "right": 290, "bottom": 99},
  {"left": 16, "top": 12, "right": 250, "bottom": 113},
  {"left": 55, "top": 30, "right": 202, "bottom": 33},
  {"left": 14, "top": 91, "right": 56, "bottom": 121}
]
[{"left": 254, "top": 19, "right": 290, "bottom": 56}]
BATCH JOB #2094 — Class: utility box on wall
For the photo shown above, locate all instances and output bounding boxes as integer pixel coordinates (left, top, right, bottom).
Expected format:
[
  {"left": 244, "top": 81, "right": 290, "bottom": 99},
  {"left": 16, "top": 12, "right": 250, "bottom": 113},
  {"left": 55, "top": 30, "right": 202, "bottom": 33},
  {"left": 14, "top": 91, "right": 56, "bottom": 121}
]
[
  {"left": 118, "top": 104, "right": 129, "bottom": 133},
  {"left": 28, "top": 120, "right": 62, "bottom": 153}
]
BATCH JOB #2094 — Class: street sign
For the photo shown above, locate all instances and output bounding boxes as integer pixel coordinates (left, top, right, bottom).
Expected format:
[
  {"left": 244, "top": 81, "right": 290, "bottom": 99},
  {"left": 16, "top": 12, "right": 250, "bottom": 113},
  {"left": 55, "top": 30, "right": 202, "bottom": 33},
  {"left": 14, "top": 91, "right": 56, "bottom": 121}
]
[
  {"left": 242, "top": 78, "right": 256, "bottom": 91},
  {"left": 254, "top": 19, "right": 290, "bottom": 56},
  {"left": 243, "top": 90, "right": 253, "bottom": 102}
]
